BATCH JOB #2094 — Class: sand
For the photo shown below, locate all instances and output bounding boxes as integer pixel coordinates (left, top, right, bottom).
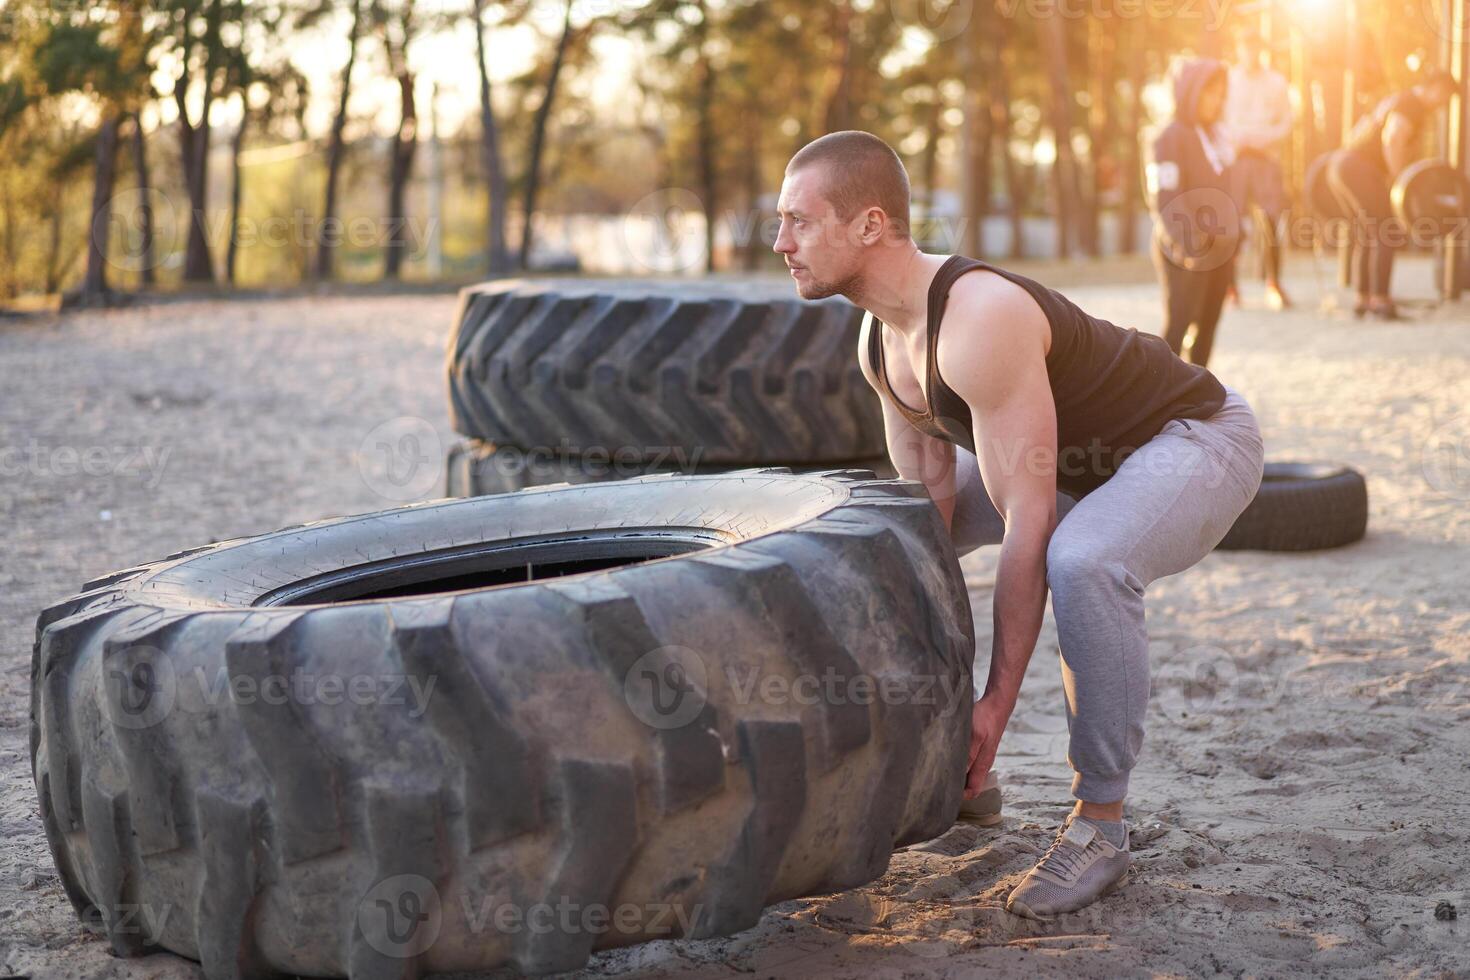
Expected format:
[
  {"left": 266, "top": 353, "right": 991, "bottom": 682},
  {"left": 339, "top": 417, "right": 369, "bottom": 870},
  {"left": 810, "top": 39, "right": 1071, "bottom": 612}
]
[{"left": 1, "top": 254, "right": 1466, "bottom": 978}]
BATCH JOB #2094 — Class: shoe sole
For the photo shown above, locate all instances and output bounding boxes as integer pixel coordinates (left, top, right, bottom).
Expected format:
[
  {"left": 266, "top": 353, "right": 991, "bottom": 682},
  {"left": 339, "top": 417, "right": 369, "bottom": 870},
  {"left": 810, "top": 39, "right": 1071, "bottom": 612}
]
[
  {"left": 1006, "top": 867, "right": 1131, "bottom": 921},
  {"left": 956, "top": 785, "right": 1002, "bottom": 827}
]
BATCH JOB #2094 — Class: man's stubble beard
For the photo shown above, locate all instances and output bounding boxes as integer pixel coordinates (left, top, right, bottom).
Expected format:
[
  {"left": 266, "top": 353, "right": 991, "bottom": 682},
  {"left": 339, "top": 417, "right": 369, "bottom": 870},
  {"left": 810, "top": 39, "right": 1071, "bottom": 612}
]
[{"left": 799, "top": 268, "right": 865, "bottom": 302}]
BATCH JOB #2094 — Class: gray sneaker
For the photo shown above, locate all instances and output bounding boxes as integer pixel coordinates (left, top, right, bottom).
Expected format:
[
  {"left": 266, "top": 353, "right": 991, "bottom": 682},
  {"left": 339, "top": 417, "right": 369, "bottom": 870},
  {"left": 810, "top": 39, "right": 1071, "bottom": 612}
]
[
  {"left": 1006, "top": 813, "right": 1130, "bottom": 919},
  {"left": 956, "top": 769, "right": 1002, "bottom": 827}
]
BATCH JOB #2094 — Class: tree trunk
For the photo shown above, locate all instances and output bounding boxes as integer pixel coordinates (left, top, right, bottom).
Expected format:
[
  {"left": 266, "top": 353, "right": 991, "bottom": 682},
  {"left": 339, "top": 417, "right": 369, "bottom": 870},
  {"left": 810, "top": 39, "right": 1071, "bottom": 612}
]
[
  {"left": 1037, "top": 10, "right": 1082, "bottom": 260},
  {"left": 920, "top": 96, "right": 942, "bottom": 218},
  {"left": 741, "top": 103, "right": 763, "bottom": 271},
  {"left": 315, "top": 0, "right": 360, "bottom": 281},
  {"left": 384, "top": 64, "right": 417, "bottom": 280},
  {"left": 1119, "top": 26, "right": 1146, "bottom": 254},
  {"left": 823, "top": 0, "right": 853, "bottom": 133},
  {"left": 226, "top": 100, "right": 247, "bottom": 285},
  {"left": 174, "top": 1, "right": 221, "bottom": 284},
  {"left": 694, "top": 0, "right": 717, "bottom": 273},
  {"left": 82, "top": 112, "right": 122, "bottom": 304},
  {"left": 474, "top": 0, "right": 510, "bottom": 275},
  {"left": 1083, "top": 17, "right": 1112, "bottom": 257},
  {"left": 518, "top": 0, "right": 573, "bottom": 271},
  {"left": 45, "top": 183, "right": 65, "bottom": 294},
  {"left": 992, "top": 17, "right": 1023, "bottom": 259},
  {"left": 959, "top": 4, "right": 992, "bottom": 257},
  {"left": 129, "top": 112, "right": 156, "bottom": 286}
]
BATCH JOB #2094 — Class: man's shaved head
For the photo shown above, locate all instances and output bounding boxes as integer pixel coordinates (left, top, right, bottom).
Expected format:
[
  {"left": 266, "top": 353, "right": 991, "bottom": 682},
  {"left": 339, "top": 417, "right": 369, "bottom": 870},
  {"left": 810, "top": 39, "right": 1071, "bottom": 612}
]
[{"left": 786, "top": 130, "right": 911, "bottom": 231}]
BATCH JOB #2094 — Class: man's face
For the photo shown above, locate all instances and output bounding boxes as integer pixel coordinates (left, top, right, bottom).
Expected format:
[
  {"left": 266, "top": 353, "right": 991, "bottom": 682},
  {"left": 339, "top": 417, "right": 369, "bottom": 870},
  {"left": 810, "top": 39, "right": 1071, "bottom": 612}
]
[{"left": 773, "top": 166, "right": 864, "bottom": 300}]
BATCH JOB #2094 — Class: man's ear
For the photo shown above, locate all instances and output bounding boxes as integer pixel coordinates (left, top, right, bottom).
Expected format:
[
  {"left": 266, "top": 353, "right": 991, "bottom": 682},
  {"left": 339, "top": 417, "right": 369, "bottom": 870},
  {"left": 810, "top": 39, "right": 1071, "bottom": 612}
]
[{"left": 858, "top": 207, "right": 887, "bottom": 246}]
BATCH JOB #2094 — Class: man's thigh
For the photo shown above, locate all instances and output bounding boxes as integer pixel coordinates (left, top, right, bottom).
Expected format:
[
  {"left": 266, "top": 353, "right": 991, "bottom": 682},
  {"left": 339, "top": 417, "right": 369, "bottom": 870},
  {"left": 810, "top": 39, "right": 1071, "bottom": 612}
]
[{"left": 1048, "top": 392, "right": 1264, "bottom": 586}]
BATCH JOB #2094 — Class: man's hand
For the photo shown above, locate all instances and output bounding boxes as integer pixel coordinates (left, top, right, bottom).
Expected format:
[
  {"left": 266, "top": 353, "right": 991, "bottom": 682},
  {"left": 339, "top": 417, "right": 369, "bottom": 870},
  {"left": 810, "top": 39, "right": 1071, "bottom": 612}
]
[{"left": 964, "top": 692, "right": 1014, "bottom": 800}]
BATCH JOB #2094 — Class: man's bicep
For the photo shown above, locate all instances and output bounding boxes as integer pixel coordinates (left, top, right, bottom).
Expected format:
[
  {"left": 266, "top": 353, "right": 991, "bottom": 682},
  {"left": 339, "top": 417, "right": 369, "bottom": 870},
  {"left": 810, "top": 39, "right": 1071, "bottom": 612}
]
[
  {"left": 939, "top": 283, "right": 1058, "bottom": 527},
  {"left": 969, "top": 362, "right": 1058, "bottom": 526}
]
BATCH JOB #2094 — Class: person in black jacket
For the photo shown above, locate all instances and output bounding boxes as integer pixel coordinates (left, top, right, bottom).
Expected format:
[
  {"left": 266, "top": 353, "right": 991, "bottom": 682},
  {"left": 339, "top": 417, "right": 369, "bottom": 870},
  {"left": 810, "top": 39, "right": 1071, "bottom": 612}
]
[
  {"left": 1327, "top": 68, "right": 1457, "bottom": 320},
  {"left": 1147, "top": 58, "right": 1243, "bottom": 368}
]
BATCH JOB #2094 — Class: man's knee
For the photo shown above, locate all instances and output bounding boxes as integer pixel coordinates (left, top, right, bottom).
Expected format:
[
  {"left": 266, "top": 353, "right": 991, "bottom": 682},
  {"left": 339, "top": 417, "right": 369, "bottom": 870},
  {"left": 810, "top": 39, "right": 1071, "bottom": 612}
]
[{"left": 1045, "top": 533, "right": 1120, "bottom": 596}]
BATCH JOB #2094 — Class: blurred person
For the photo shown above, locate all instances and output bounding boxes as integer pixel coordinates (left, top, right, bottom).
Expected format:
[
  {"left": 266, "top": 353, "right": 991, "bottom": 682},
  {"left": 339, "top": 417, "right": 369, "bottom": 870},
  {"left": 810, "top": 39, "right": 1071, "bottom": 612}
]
[
  {"left": 1147, "top": 58, "right": 1242, "bottom": 368},
  {"left": 1327, "top": 67, "right": 1458, "bottom": 320},
  {"left": 773, "top": 131, "right": 1265, "bottom": 920},
  {"left": 1224, "top": 29, "right": 1294, "bottom": 310}
]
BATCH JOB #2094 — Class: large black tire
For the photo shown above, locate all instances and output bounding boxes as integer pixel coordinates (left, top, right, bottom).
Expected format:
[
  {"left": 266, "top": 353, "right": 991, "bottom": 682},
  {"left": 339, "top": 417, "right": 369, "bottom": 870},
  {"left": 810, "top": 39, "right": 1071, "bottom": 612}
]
[
  {"left": 1215, "top": 462, "right": 1369, "bottom": 552},
  {"left": 445, "top": 278, "right": 886, "bottom": 465},
  {"left": 31, "top": 468, "right": 973, "bottom": 977},
  {"left": 444, "top": 438, "right": 898, "bottom": 496}
]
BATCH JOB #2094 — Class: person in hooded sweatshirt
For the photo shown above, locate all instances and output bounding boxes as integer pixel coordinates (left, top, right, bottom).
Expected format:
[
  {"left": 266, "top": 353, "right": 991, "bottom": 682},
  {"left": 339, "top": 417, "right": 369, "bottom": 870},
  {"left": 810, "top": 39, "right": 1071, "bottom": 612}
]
[{"left": 1147, "top": 58, "right": 1242, "bottom": 369}]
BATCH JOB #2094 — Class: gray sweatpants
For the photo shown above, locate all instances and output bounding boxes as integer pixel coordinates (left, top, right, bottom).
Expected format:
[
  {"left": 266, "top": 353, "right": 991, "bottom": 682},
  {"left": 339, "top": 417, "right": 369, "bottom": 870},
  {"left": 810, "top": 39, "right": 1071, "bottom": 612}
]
[{"left": 950, "top": 386, "right": 1265, "bottom": 802}]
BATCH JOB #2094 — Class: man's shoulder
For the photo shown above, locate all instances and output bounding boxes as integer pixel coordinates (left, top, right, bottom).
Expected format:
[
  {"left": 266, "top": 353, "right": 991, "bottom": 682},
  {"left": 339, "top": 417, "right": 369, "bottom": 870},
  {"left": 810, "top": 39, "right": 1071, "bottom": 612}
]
[{"left": 939, "top": 265, "right": 1051, "bottom": 362}]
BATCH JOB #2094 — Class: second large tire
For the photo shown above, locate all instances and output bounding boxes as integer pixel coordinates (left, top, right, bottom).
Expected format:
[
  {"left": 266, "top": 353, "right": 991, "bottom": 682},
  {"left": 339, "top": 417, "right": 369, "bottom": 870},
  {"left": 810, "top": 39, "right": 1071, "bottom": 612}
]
[
  {"left": 445, "top": 278, "right": 886, "bottom": 465},
  {"left": 32, "top": 467, "right": 973, "bottom": 977}
]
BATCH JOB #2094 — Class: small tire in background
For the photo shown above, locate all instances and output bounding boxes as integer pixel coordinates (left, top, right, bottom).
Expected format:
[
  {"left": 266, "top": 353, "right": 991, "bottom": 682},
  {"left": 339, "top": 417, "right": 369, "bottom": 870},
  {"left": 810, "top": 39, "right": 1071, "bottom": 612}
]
[
  {"left": 444, "top": 438, "right": 898, "bottom": 497},
  {"left": 1215, "top": 462, "right": 1368, "bottom": 552},
  {"left": 445, "top": 278, "right": 886, "bottom": 465}
]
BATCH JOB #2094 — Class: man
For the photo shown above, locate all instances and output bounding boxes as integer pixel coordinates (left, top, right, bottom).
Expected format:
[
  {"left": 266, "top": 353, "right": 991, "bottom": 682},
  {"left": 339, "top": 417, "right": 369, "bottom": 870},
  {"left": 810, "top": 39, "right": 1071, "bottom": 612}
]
[
  {"left": 1327, "top": 67, "right": 1458, "bottom": 320},
  {"left": 773, "top": 131, "right": 1265, "bottom": 918},
  {"left": 1223, "top": 30, "right": 1295, "bottom": 311}
]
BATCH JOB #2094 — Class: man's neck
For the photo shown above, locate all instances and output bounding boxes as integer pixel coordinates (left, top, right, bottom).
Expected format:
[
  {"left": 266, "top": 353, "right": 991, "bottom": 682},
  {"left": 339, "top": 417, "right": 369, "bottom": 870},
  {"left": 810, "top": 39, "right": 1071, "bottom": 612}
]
[{"left": 844, "top": 242, "right": 943, "bottom": 338}]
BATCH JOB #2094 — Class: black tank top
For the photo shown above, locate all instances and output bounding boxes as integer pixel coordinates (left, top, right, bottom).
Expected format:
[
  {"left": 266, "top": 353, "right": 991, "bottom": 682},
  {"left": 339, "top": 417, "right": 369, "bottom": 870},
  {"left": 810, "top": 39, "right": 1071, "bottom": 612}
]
[{"left": 865, "top": 254, "right": 1228, "bottom": 498}]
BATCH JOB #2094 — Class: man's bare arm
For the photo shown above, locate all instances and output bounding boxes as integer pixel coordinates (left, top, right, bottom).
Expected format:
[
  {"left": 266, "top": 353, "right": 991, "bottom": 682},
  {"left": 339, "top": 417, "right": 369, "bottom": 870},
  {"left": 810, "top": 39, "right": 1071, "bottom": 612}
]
[
  {"left": 937, "top": 275, "right": 1059, "bottom": 790},
  {"left": 856, "top": 313, "right": 962, "bottom": 530}
]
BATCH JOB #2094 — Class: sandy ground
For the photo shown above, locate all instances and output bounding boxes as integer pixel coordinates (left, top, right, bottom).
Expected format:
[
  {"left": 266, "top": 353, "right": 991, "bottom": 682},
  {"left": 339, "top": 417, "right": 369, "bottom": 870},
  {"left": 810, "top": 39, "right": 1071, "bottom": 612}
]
[{"left": 2, "top": 255, "right": 1467, "bottom": 978}]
